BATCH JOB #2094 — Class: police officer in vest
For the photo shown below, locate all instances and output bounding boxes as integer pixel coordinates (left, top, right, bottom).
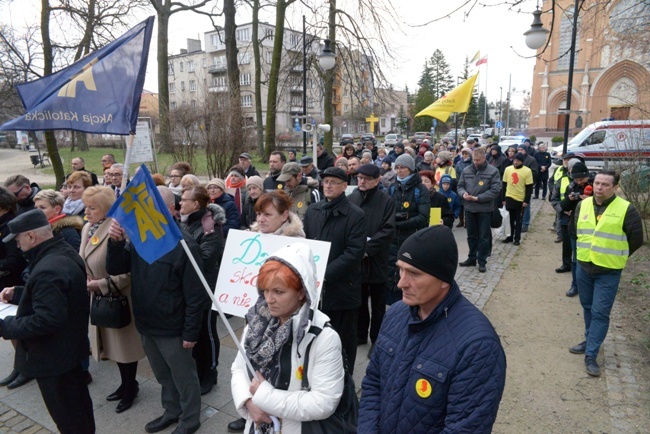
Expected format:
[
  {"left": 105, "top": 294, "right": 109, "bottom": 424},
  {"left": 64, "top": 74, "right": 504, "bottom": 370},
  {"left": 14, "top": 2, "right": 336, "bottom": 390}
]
[{"left": 569, "top": 170, "right": 643, "bottom": 377}]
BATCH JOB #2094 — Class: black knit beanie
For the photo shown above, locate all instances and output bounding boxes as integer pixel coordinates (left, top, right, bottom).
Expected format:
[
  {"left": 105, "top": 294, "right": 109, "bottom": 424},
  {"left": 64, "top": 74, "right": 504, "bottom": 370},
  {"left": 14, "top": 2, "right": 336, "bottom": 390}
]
[{"left": 398, "top": 226, "right": 458, "bottom": 285}]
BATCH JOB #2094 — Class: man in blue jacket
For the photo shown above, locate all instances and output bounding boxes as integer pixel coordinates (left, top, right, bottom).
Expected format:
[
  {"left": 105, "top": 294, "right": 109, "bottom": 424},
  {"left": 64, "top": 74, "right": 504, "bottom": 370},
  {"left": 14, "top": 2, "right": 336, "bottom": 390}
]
[{"left": 359, "top": 225, "right": 506, "bottom": 433}]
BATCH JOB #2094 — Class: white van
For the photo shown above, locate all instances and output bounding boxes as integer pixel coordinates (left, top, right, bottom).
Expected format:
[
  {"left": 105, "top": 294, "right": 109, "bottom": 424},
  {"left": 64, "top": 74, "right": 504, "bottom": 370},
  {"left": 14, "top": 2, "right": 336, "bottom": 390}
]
[{"left": 552, "top": 120, "right": 650, "bottom": 169}]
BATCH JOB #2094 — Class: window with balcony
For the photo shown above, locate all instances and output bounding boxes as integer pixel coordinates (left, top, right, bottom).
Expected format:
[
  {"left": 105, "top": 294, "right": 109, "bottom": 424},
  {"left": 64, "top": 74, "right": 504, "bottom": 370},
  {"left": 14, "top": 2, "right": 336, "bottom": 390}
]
[
  {"left": 189, "top": 80, "right": 196, "bottom": 92},
  {"left": 169, "top": 83, "right": 176, "bottom": 93},
  {"left": 241, "top": 95, "right": 253, "bottom": 107},
  {"left": 291, "top": 95, "right": 301, "bottom": 107},
  {"left": 212, "top": 76, "right": 226, "bottom": 87},
  {"left": 238, "top": 52, "right": 251, "bottom": 64},
  {"left": 236, "top": 28, "right": 250, "bottom": 42},
  {"left": 240, "top": 74, "right": 251, "bottom": 86}
]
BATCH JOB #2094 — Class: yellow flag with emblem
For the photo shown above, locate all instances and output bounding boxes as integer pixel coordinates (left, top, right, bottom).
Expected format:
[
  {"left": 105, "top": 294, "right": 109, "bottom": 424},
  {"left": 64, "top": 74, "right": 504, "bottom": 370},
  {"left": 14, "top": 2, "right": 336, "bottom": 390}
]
[{"left": 415, "top": 73, "right": 479, "bottom": 119}]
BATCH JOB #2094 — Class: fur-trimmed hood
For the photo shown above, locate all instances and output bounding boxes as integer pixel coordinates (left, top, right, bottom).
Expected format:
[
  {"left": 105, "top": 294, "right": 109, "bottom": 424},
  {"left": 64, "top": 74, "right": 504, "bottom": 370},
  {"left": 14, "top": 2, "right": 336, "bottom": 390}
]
[
  {"left": 50, "top": 214, "right": 84, "bottom": 234},
  {"left": 207, "top": 203, "right": 227, "bottom": 225},
  {"left": 249, "top": 211, "right": 305, "bottom": 238}
]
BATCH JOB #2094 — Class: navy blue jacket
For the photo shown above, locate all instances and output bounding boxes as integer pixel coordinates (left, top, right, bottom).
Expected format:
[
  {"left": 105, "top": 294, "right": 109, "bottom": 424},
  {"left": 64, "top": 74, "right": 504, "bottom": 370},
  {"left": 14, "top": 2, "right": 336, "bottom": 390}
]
[
  {"left": 359, "top": 283, "right": 506, "bottom": 433},
  {"left": 212, "top": 193, "right": 240, "bottom": 238}
]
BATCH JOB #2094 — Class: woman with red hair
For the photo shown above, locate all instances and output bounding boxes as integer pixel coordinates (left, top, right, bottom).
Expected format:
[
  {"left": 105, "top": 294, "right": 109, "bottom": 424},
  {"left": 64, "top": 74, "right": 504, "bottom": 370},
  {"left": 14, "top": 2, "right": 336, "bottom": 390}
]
[{"left": 230, "top": 243, "right": 345, "bottom": 434}]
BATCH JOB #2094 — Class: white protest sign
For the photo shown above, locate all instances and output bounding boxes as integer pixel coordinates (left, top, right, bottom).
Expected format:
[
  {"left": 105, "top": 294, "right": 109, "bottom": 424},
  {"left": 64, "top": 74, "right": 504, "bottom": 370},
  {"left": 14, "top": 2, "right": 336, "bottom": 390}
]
[
  {"left": 130, "top": 119, "right": 154, "bottom": 163},
  {"left": 213, "top": 229, "right": 331, "bottom": 317}
]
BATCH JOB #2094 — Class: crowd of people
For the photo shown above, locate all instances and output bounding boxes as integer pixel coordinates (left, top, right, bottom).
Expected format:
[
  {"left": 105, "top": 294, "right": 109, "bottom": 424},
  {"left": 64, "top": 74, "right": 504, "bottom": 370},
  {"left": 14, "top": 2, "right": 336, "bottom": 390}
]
[{"left": 0, "top": 134, "right": 642, "bottom": 432}]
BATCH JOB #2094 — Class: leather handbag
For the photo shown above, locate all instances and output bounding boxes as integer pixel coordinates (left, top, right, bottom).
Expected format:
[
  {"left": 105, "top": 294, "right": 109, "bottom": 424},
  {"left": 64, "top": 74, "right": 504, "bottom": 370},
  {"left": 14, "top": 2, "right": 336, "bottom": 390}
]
[{"left": 90, "top": 277, "right": 131, "bottom": 329}]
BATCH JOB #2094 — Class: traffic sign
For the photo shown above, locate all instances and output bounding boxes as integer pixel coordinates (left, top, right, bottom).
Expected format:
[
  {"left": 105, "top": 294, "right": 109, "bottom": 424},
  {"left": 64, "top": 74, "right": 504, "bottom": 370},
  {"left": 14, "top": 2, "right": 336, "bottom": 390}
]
[{"left": 496, "top": 121, "right": 503, "bottom": 128}]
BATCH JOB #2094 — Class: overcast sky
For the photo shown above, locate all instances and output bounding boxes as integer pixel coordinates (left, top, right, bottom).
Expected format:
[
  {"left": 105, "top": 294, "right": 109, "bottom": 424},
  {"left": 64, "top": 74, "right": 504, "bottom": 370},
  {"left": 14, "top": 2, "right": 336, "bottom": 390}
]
[{"left": 2, "top": 0, "right": 539, "bottom": 109}]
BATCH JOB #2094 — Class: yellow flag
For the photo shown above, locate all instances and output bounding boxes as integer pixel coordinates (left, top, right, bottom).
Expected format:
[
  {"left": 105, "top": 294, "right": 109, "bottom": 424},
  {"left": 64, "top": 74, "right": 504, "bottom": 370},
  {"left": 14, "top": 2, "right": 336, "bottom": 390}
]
[
  {"left": 470, "top": 50, "right": 480, "bottom": 63},
  {"left": 415, "top": 73, "right": 479, "bottom": 119}
]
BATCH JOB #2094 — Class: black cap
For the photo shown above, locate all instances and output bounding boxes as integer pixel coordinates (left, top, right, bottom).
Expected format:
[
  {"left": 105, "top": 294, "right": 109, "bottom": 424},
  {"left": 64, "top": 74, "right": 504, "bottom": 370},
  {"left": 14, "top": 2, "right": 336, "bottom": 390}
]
[
  {"left": 394, "top": 143, "right": 405, "bottom": 150},
  {"left": 570, "top": 162, "right": 590, "bottom": 179},
  {"left": 514, "top": 152, "right": 526, "bottom": 162},
  {"left": 398, "top": 226, "right": 458, "bottom": 285},
  {"left": 239, "top": 153, "right": 252, "bottom": 160},
  {"left": 3, "top": 209, "right": 50, "bottom": 243},
  {"left": 356, "top": 164, "right": 380, "bottom": 179},
  {"left": 321, "top": 167, "right": 348, "bottom": 182},
  {"left": 299, "top": 156, "right": 313, "bottom": 167}
]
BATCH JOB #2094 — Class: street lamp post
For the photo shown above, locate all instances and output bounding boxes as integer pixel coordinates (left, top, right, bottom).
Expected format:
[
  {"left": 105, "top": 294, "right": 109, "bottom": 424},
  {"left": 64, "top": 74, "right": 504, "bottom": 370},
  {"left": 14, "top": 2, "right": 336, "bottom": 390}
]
[
  {"left": 525, "top": 3, "right": 577, "bottom": 156},
  {"left": 498, "top": 87, "right": 503, "bottom": 137},
  {"left": 301, "top": 18, "right": 336, "bottom": 156}
]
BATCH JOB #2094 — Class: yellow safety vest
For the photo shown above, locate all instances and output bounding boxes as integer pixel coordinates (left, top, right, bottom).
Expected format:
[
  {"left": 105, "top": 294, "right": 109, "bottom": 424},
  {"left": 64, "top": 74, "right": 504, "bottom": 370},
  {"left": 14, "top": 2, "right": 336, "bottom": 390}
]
[
  {"left": 554, "top": 167, "right": 570, "bottom": 200},
  {"left": 576, "top": 196, "right": 630, "bottom": 269}
]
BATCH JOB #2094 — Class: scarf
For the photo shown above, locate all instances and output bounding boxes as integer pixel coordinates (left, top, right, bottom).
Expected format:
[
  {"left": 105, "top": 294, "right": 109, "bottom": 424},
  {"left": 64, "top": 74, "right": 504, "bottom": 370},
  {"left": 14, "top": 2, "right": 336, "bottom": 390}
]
[
  {"left": 62, "top": 198, "right": 84, "bottom": 215},
  {"left": 245, "top": 295, "right": 297, "bottom": 433},
  {"left": 397, "top": 173, "right": 415, "bottom": 183},
  {"left": 87, "top": 219, "right": 105, "bottom": 240}
]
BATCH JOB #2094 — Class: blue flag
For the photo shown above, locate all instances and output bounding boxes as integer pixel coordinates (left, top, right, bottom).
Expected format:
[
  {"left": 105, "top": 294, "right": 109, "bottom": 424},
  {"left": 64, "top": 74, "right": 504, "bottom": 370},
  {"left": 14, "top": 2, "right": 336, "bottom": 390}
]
[
  {"left": 0, "top": 16, "right": 154, "bottom": 135},
  {"left": 107, "top": 164, "right": 183, "bottom": 264}
]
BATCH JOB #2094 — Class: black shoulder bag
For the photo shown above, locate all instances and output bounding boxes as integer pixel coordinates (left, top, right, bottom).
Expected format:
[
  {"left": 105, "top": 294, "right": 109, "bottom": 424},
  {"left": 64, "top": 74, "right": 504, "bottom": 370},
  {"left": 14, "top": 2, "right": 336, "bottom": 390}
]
[
  {"left": 301, "top": 324, "right": 358, "bottom": 434},
  {"left": 90, "top": 277, "right": 131, "bottom": 329}
]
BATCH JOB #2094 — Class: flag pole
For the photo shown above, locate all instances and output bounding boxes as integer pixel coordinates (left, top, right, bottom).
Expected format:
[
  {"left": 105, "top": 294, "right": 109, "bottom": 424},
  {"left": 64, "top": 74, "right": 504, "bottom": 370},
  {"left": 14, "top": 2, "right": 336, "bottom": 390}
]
[
  {"left": 121, "top": 133, "right": 135, "bottom": 191},
  {"left": 178, "top": 239, "right": 257, "bottom": 377},
  {"left": 178, "top": 239, "right": 281, "bottom": 432}
]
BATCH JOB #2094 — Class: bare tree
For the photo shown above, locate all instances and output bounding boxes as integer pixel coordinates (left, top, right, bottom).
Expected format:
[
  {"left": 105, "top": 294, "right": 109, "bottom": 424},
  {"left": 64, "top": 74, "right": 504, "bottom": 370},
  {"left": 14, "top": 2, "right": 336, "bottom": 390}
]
[{"left": 148, "top": 0, "right": 211, "bottom": 153}]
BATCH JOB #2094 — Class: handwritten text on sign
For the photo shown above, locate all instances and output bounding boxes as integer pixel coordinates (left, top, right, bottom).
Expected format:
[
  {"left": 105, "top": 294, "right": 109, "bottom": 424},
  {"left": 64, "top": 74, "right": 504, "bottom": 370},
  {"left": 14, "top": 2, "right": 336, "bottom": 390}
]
[{"left": 214, "top": 230, "right": 331, "bottom": 317}]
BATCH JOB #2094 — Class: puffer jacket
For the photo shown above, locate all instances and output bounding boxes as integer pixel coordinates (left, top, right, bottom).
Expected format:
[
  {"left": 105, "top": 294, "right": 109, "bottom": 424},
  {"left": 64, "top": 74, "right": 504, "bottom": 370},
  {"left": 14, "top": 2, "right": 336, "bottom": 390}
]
[
  {"left": 231, "top": 243, "right": 344, "bottom": 434},
  {"left": 181, "top": 204, "right": 226, "bottom": 292},
  {"left": 359, "top": 283, "right": 506, "bottom": 433},
  {"left": 212, "top": 193, "right": 240, "bottom": 238},
  {"left": 457, "top": 161, "right": 501, "bottom": 213}
]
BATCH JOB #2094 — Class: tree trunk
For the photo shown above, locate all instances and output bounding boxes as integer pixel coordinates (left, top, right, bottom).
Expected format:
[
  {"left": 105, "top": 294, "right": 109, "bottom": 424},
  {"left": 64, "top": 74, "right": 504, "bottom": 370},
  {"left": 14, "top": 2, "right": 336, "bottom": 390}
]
[
  {"left": 252, "top": 0, "right": 264, "bottom": 155},
  {"left": 224, "top": 0, "right": 243, "bottom": 167},
  {"left": 323, "top": 0, "right": 336, "bottom": 152},
  {"left": 157, "top": 8, "right": 171, "bottom": 153},
  {"left": 41, "top": 0, "right": 64, "bottom": 188},
  {"left": 75, "top": 131, "right": 89, "bottom": 151},
  {"left": 264, "top": 0, "right": 290, "bottom": 160}
]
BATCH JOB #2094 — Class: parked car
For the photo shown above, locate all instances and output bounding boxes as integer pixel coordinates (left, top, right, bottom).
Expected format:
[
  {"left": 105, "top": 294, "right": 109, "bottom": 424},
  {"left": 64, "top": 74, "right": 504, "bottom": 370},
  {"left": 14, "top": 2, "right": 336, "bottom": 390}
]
[
  {"left": 467, "top": 134, "right": 484, "bottom": 145},
  {"left": 360, "top": 133, "right": 376, "bottom": 145},
  {"left": 499, "top": 135, "right": 528, "bottom": 147},
  {"left": 339, "top": 133, "right": 355, "bottom": 146},
  {"left": 384, "top": 133, "right": 403, "bottom": 147},
  {"left": 413, "top": 131, "right": 432, "bottom": 145}
]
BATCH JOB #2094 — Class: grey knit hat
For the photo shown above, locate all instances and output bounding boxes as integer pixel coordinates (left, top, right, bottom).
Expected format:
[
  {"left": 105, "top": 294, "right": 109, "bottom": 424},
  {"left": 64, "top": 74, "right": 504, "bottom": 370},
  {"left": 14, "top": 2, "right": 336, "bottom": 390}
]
[{"left": 394, "top": 154, "right": 415, "bottom": 172}]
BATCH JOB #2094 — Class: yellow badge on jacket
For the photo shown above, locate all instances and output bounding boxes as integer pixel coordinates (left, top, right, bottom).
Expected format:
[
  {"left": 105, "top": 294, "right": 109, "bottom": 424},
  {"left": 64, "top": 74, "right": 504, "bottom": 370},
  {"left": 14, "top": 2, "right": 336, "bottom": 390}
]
[
  {"left": 90, "top": 236, "right": 99, "bottom": 246},
  {"left": 403, "top": 201, "right": 410, "bottom": 209},
  {"left": 297, "top": 201, "right": 303, "bottom": 208},
  {"left": 278, "top": 184, "right": 283, "bottom": 190},
  {"left": 478, "top": 180, "right": 484, "bottom": 186},
  {"left": 296, "top": 366, "right": 304, "bottom": 380},
  {"left": 415, "top": 379, "right": 432, "bottom": 398}
]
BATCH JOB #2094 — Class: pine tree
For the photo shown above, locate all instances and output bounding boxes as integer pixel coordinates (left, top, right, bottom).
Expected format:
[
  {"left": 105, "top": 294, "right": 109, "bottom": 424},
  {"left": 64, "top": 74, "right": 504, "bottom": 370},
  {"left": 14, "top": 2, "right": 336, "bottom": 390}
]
[
  {"left": 429, "top": 49, "right": 454, "bottom": 100},
  {"left": 412, "top": 61, "right": 436, "bottom": 133}
]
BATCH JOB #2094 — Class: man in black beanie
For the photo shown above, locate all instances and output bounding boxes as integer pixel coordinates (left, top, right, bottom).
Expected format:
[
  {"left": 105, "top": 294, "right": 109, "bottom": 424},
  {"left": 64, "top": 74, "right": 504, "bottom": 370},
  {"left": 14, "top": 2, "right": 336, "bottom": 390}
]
[{"left": 359, "top": 226, "right": 506, "bottom": 433}]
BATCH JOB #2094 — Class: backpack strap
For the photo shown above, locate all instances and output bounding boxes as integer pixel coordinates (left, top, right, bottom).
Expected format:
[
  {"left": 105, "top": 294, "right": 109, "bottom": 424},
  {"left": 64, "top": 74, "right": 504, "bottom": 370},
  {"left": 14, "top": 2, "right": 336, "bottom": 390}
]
[{"left": 301, "top": 323, "right": 326, "bottom": 390}]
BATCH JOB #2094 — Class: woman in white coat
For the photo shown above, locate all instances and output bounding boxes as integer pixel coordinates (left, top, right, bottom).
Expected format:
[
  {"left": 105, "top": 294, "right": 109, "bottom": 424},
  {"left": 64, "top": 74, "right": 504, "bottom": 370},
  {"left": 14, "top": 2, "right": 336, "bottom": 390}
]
[{"left": 230, "top": 243, "right": 344, "bottom": 434}]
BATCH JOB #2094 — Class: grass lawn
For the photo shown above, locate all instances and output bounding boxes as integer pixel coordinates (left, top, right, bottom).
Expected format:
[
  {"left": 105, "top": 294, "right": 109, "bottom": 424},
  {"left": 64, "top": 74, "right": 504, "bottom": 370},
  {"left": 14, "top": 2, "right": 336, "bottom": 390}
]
[{"left": 43, "top": 147, "right": 270, "bottom": 178}]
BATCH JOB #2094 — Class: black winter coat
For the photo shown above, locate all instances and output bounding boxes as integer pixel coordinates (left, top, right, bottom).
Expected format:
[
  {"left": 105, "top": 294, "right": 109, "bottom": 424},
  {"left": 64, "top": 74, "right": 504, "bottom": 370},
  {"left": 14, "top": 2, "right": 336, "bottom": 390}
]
[
  {"left": 181, "top": 206, "right": 225, "bottom": 293},
  {"left": 316, "top": 149, "right": 334, "bottom": 172},
  {"left": 388, "top": 174, "right": 431, "bottom": 241},
  {"left": 534, "top": 151, "right": 552, "bottom": 180},
  {"left": 1, "top": 236, "right": 89, "bottom": 378},
  {"left": 304, "top": 194, "right": 366, "bottom": 310},
  {"left": 240, "top": 196, "right": 257, "bottom": 229},
  {"left": 349, "top": 187, "right": 395, "bottom": 283},
  {"left": 0, "top": 212, "right": 26, "bottom": 289},
  {"left": 106, "top": 231, "right": 206, "bottom": 342}
]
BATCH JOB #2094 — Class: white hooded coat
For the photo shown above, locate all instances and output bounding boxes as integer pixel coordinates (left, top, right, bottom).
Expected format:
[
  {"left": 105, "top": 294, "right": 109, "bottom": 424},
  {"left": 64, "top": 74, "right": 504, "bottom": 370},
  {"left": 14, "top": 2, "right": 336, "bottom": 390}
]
[{"left": 230, "top": 242, "right": 344, "bottom": 433}]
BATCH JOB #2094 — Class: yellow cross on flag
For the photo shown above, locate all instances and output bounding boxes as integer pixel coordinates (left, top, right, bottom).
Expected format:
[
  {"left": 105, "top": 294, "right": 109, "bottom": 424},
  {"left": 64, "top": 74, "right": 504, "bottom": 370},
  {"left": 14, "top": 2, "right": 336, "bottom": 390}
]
[{"left": 415, "top": 73, "right": 479, "bottom": 120}]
